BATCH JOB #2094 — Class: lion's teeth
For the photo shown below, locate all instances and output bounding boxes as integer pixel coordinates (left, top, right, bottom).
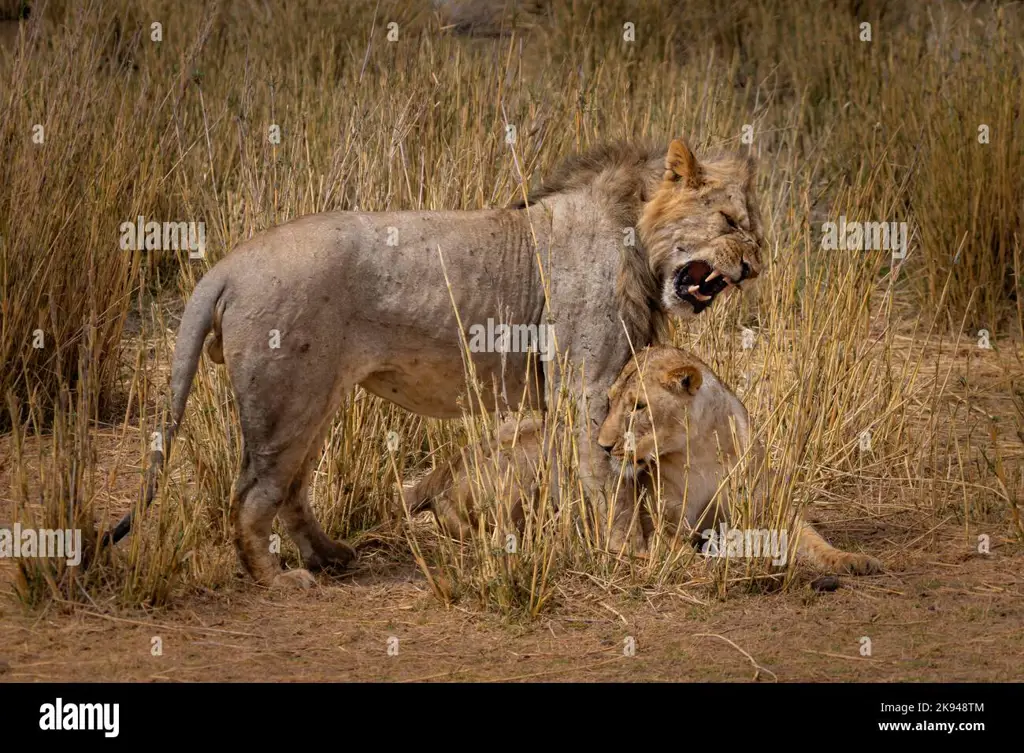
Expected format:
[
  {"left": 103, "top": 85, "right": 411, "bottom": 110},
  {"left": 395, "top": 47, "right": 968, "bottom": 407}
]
[
  {"left": 705, "top": 270, "right": 721, "bottom": 282},
  {"left": 688, "top": 285, "right": 712, "bottom": 302}
]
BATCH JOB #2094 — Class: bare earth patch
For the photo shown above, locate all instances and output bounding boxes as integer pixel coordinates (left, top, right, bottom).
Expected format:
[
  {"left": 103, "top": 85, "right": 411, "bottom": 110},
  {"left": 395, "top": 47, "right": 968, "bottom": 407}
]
[{"left": 2, "top": 517, "right": 1021, "bottom": 682}]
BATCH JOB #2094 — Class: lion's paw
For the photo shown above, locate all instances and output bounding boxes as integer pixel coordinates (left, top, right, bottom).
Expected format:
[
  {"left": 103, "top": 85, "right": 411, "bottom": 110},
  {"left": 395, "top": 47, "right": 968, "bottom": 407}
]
[
  {"left": 607, "top": 525, "right": 647, "bottom": 557},
  {"left": 306, "top": 539, "right": 357, "bottom": 574}
]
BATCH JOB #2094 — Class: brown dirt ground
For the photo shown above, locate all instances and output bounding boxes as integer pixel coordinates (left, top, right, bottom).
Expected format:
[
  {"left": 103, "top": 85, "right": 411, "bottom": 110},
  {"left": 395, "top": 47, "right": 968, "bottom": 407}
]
[{"left": 2, "top": 511, "right": 1022, "bottom": 682}]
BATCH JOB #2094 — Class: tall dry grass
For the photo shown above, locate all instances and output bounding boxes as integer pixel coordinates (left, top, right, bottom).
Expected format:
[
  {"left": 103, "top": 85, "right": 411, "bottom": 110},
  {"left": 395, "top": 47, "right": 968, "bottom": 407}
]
[{"left": 1, "top": 0, "right": 1021, "bottom": 615}]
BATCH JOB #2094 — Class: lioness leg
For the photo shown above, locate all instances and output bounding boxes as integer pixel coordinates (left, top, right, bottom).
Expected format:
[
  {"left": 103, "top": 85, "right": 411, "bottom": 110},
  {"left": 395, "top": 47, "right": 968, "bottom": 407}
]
[
  {"left": 432, "top": 490, "right": 477, "bottom": 541},
  {"left": 795, "top": 518, "right": 882, "bottom": 575}
]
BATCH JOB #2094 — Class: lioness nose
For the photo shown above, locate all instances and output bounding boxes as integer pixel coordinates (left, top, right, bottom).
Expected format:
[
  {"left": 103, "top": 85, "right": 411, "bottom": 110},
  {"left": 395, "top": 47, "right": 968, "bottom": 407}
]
[{"left": 739, "top": 260, "right": 758, "bottom": 281}]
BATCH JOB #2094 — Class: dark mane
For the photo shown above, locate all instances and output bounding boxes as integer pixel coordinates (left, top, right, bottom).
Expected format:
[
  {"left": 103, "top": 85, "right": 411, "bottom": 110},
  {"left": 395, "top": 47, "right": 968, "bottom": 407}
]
[
  {"left": 511, "top": 140, "right": 672, "bottom": 347},
  {"left": 511, "top": 140, "right": 666, "bottom": 212}
]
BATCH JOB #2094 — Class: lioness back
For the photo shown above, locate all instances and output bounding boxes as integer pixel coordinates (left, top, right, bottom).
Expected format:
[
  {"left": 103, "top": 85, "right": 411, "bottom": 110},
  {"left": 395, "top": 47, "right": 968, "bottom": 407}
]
[{"left": 399, "top": 416, "right": 547, "bottom": 540}]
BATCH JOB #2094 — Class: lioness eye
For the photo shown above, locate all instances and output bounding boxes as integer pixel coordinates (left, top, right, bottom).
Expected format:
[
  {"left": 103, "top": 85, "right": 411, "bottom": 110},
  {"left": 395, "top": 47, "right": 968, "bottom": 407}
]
[{"left": 634, "top": 401, "right": 646, "bottom": 411}]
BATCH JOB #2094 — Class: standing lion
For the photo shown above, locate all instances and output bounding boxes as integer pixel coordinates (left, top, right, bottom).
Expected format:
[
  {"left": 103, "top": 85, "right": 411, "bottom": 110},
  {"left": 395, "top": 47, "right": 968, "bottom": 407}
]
[{"left": 109, "top": 138, "right": 764, "bottom": 588}]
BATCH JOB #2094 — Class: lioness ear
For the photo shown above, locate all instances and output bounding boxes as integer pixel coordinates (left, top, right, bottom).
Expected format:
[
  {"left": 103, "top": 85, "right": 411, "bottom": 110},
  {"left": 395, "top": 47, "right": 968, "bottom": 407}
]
[
  {"left": 666, "top": 365, "right": 703, "bottom": 395},
  {"left": 664, "top": 138, "right": 702, "bottom": 188}
]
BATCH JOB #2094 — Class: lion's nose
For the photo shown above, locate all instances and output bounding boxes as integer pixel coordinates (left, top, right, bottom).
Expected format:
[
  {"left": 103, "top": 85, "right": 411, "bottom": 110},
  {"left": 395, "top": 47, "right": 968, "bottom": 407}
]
[
  {"left": 599, "top": 442, "right": 614, "bottom": 454},
  {"left": 739, "top": 260, "right": 758, "bottom": 281}
]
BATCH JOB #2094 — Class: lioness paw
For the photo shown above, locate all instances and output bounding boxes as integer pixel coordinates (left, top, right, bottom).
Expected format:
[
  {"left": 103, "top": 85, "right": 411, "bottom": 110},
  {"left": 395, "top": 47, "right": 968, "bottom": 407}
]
[
  {"left": 272, "top": 568, "right": 318, "bottom": 590},
  {"left": 841, "top": 553, "right": 883, "bottom": 576}
]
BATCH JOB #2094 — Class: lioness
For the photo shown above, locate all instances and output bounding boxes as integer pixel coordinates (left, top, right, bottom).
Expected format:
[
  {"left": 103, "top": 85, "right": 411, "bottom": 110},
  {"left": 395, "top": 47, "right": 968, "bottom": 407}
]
[
  {"left": 597, "top": 346, "right": 882, "bottom": 574},
  {"left": 111, "top": 139, "right": 764, "bottom": 588},
  {"left": 407, "top": 346, "right": 881, "bottom": 576}
]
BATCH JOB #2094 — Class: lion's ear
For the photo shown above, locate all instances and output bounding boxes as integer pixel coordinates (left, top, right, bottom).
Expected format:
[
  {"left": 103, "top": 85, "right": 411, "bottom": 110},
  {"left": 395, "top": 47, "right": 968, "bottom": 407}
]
[
  {"left": 664, "top": 138, "right": 702, "bottom": 188},
  {"left": 666, "top": 364, "right": 703, "bottom": 395}
]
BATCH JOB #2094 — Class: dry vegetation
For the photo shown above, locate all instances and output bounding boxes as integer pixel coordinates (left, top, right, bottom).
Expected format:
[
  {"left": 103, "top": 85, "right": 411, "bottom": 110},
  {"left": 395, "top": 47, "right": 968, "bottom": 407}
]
[{"left": 0, "top": 0, "right": 1022, "bottom": 681}]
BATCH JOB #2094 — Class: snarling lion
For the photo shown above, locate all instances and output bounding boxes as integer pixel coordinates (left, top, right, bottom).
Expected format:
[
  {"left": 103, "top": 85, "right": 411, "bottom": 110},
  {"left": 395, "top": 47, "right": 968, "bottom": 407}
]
[
  {"left": 408, "top": 346, "right": 881, "bottom": 576},
  {"left": 598, "top": 346, "right": 882, "bottom": 574},
  {"left": 109, "top": 138, "right": 764, "bottom": 588}
]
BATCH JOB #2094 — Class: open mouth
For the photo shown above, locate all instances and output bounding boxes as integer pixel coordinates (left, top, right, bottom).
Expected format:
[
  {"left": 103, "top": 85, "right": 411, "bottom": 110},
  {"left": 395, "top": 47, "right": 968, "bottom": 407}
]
[{"left": 674, "top": 260, "right": 738, "bottom": 314}]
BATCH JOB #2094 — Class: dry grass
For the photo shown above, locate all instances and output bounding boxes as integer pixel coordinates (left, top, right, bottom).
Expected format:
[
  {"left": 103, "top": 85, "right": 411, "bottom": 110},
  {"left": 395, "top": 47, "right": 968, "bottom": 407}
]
[{"left": 1, "top": 0, "right": 1022, "bottom": 624}]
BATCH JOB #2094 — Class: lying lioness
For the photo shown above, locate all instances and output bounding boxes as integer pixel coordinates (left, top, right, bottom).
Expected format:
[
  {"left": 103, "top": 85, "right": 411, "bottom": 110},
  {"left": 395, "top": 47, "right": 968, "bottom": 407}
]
[
  {"left": 404, "top": 346, "right": 882, "bottom": 575},
  {"left": 597, "top": 346, "right": 882, "bottom": 573}
]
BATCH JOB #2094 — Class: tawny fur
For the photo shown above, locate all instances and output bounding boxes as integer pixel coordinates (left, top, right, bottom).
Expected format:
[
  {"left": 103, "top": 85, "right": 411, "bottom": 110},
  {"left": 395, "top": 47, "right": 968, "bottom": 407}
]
[
  {"left": 398, "top": 416, "right": 546, "bottom": 540},
  {"left": 597, "top": 346, "right": 883, "bottom": 575},
  {"left": 403, "top": 347, "right": 881, "bottom": 574}
]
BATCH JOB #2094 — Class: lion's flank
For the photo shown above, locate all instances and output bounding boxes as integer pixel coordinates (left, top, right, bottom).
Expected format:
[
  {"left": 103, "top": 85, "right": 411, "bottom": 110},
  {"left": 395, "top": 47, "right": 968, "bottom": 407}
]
[{"left": 512, "top": 140, "right": 670, "bottom": 348}]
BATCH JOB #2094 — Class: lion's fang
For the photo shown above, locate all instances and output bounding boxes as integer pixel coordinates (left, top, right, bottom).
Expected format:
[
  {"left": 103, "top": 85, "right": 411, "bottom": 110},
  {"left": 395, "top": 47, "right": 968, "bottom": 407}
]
[{"left": 688, "top": 285, "right": 712, "bottom": 301}]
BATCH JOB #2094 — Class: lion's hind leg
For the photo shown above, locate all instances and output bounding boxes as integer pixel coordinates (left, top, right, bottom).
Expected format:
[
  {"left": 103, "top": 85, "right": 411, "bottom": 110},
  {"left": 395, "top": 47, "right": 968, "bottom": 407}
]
[
  {"left": 229, "top": 361, "right": 358, "bottom": 585},
  {"left": 278, "top": 461, "right": 357, "bottom": 575},
  {"left": 230, "top": 448, "right": 302, "bottom": 586}
]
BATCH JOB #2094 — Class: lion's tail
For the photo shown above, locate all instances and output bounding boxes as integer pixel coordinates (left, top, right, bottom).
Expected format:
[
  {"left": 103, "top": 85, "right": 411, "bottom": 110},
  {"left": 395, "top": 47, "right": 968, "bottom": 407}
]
[{"left": 103, "top": 265, "right": 229, "bottom": 546}]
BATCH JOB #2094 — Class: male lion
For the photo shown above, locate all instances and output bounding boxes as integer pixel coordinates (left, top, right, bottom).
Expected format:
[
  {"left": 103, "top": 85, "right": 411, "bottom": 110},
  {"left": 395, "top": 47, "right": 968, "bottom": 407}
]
[
  {"left": 109, "top": 138, "right": 764, "bottom": 588},
  {"left": 407, "top": 346, "right": 881, "bottom": 576}
]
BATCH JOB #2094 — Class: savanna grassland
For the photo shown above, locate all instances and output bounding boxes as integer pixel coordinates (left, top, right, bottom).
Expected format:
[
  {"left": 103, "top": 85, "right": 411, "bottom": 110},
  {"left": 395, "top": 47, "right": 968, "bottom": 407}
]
[{"left": 1, "top": 0, "right": 1022, "bottom": 682}]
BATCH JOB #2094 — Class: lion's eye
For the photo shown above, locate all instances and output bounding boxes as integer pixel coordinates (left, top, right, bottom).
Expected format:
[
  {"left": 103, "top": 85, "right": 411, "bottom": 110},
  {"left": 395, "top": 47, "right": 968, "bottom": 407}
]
[{"left": 634, "top": 401, "right": 646, "bottom": 411}]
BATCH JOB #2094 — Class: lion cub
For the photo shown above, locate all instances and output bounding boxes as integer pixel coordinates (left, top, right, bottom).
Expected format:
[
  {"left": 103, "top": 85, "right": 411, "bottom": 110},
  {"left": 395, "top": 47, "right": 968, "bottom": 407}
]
[{"left": 597, "top": 346, "right": 882, "bottom": 574}]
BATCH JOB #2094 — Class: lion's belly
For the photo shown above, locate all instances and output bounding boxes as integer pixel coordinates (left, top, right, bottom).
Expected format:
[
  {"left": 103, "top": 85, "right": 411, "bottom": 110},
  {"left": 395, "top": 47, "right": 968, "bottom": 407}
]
[{"left": 359, "top": 351, "right": 542, "bottom": 418}]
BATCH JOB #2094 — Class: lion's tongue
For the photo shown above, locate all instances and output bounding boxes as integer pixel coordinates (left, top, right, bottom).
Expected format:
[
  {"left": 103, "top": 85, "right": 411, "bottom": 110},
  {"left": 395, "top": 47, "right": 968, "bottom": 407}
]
[{"left": 681, "top": 260, "right": 712, "bottom": 287}]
